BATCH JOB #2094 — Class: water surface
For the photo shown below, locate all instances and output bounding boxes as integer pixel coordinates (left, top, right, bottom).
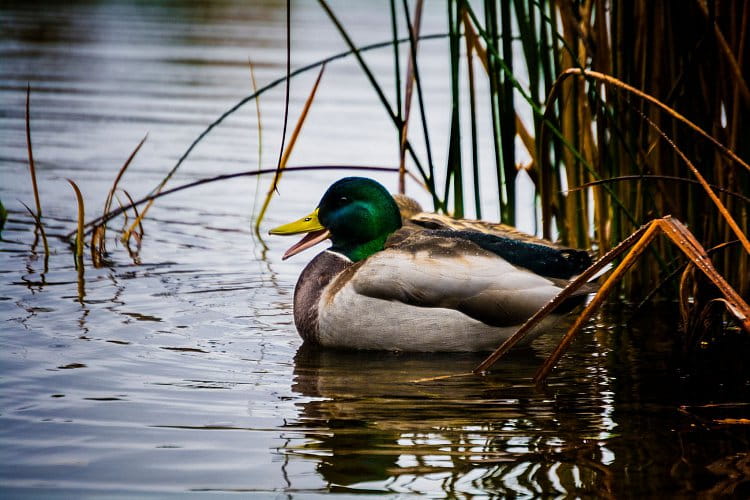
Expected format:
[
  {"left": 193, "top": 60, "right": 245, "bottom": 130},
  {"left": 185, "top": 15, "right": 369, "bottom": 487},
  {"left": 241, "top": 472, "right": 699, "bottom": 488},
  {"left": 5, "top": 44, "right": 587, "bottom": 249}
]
[{"left": 2, "top": 1, "right": 749, "bottom": 497}]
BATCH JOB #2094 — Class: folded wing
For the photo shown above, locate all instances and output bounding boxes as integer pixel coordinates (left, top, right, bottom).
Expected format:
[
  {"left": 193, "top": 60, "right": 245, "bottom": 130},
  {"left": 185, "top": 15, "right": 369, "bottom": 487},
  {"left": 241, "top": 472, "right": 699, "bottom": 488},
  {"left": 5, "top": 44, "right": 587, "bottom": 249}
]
[{"left": 349, "top": 230, "right": 589, "bottom": 327}]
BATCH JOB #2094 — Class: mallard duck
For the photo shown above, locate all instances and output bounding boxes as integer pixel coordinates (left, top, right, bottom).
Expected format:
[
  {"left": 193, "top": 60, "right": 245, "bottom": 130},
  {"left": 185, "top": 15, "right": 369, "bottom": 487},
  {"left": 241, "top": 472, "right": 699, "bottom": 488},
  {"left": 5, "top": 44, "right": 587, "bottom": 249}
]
[{"left": 270, "top": 177, "right": 593, "bottom": 352}]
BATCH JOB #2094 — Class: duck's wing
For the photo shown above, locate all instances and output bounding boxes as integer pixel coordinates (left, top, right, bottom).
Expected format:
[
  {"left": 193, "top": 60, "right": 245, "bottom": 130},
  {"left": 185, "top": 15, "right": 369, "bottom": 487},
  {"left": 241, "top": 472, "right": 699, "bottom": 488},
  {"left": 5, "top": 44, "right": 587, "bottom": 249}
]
[
  {"left": 403, "top": 212, "right": 592, "bottom": 279},
  {"left": 407, "top": 212, "right": 553, "bottom": 246},
  {"left": 388, "top": 223, "right": 592, "bottom": 280},
  {"left": 348, "top": 230, "right": 590, "bottom": 328}
]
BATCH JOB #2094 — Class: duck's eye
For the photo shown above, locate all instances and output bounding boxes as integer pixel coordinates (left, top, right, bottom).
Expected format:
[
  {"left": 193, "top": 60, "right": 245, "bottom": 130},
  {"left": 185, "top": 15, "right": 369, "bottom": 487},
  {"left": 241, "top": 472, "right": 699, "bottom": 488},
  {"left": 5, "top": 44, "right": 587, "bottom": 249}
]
[
  {"left": 339, "top": 196, "right": 348, "bottom": 203},
  {"left": 304, "top": 217, "right": 312, "bottom": 222}
]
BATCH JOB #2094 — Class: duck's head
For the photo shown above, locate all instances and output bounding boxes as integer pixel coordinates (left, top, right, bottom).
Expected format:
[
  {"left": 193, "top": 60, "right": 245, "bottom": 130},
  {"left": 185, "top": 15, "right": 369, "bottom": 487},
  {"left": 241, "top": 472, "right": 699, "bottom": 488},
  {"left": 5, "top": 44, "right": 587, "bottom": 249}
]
[{"left": 270, "top": 177, "right": 402, "bottom": 262}]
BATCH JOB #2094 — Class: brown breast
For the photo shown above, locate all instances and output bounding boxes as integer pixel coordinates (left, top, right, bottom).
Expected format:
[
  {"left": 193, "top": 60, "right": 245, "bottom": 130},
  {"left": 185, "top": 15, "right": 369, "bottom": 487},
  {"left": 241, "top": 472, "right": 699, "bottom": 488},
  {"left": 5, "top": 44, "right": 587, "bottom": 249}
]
[{"left": 293, "top": 251, "right": 352, "bottom": 344}]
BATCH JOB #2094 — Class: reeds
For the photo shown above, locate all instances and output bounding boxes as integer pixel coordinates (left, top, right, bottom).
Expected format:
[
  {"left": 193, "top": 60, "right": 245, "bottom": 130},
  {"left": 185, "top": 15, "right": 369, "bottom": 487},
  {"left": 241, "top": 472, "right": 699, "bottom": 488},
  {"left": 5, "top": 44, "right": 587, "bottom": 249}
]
[
  {"left": 314, "top": 1, "right": 748, "bottom": 346},
  {"left": 475, "top": 216, "right": 750, "bottom": 382},
  {"left": 23, "top": 1, "right": 745, "bottom": 353}
]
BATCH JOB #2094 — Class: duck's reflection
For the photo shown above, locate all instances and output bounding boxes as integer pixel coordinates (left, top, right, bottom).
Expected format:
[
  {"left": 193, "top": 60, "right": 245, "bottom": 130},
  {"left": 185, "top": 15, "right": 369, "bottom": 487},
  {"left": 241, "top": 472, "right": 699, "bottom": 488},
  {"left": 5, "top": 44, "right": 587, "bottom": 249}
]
[
  {"left": 289, "top": 346, "right": 496, "bottom": 488},
  {"left": 285, "top": 344, "right": 613, "bottom": 496}
]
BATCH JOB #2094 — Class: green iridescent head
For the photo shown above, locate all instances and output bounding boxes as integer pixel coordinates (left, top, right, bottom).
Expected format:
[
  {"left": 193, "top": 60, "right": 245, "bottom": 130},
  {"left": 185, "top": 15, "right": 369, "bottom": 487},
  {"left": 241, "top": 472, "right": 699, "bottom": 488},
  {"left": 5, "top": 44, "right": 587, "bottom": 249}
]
[{"left": 270, "top": 177, "right": 402, "bottom": 262}]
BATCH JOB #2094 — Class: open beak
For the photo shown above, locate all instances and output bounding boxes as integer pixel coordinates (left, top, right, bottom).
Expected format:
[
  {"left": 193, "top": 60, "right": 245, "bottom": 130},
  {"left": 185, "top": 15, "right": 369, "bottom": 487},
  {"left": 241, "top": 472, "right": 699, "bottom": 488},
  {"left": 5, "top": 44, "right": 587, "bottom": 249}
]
[{"left": 269, "top": 208, "right": 331, "bottom": 260}]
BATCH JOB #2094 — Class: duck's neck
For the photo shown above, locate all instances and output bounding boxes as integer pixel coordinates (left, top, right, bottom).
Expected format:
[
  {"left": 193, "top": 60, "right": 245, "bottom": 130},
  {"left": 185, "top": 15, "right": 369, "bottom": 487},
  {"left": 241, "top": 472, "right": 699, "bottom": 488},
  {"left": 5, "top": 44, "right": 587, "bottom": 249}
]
[
  {"left": 331, "top": 234, "right": 391, "bottom": 262},
  {"left": 293, "top": 250, "right": 352, "bottom": 344}
]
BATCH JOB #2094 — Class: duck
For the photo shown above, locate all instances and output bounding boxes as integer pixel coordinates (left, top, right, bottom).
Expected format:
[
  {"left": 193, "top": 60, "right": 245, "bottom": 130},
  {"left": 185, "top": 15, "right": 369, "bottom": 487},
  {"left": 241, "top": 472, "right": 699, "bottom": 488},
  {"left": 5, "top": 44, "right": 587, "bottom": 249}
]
[{"left": 270, "top": 177, "right": 593, "bottom": 352}]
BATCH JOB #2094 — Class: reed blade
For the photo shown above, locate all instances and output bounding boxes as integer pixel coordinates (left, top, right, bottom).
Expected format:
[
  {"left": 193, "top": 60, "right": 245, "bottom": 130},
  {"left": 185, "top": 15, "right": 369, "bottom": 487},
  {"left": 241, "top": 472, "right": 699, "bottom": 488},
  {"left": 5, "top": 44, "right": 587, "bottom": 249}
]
[
  {"left": 474, "top": 222, "right": 651, "bottom": 374},
  {"left": 67, "top": 179, "right": 85, "bottom": 269},
  {"left": 25, "top": 84, "right": 49, "bottom": 259},
  {"left": 255, "top": 64, "right": 326, "bottom": 231},
  {"left": 248, "top": 60, "right": 265, "bottom": 238},
  {"left": 397, "top": 0, "right": 424, "bottom": 194},
  {"left": 96, "top": 134, "right": 147, "bottom": 257},
  {"left": 273, "top": 0, "right": 292, "bottom": 194}
]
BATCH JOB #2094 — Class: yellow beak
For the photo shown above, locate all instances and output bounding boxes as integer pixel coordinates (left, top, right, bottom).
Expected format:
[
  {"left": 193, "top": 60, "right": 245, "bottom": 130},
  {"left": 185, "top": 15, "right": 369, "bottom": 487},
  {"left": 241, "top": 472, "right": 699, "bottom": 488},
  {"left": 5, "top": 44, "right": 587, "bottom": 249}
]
[
  {"left": 269, "top": 209, "right": 331, "bottom": 260},
  {"left": 269, "top": 208, "right": 324, "bottom": 235}
]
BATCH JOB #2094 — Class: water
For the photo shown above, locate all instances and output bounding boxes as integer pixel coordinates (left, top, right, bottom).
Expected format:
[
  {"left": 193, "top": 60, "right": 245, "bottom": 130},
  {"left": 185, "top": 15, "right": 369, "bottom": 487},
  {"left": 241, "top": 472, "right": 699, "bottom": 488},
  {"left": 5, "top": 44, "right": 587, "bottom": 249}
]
[{"left": 2, "top": 1, "right": 749, "bottom": 497}]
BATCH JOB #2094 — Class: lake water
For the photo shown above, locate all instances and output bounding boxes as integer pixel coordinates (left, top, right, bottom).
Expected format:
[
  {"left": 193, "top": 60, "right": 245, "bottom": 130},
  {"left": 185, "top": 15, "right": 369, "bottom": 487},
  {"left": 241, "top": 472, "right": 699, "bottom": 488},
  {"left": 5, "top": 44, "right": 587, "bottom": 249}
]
[{"left": 2, "top": 1, "right": 749, "bottom": 497}]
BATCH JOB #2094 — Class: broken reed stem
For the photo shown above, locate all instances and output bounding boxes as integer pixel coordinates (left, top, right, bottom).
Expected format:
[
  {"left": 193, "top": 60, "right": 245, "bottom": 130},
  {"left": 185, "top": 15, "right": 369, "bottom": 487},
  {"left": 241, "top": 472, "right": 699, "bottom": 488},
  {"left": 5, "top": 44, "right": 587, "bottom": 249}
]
[
  {"left": 660, "top": 219, "right": 750, "bottom": 333},
  {"left": 474, "top": 222, "right": 651, "bottom": 374},
  {"left": 532, "top": 222, "right": 661, "bottom": 383},
  {"left": 518, "top": 217, "right": 750, "bottom": 384}
]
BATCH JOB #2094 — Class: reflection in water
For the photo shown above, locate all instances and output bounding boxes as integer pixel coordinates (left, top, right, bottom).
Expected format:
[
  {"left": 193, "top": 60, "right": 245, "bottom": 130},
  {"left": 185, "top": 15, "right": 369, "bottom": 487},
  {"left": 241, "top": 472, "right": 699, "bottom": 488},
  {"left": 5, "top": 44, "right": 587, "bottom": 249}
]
[
  {"left": 287, "top": 344, "right": 614, "bottom": 496},
  {"left": 283, "top": 313, "right": 750, "bottom": 497}
]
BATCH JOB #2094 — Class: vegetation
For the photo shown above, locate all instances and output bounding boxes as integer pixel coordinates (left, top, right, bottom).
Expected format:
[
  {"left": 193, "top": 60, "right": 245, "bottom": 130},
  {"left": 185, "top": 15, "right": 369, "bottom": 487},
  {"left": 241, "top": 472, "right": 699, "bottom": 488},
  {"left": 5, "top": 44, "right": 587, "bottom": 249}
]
[
  {"left": 0, "top": 200, "right": 6, "bottom": 237},
  {"left": 23, "top": 0, "right": 748, "bottom": 353},
  {"left": 316, "top": 0, "right": 750, "bottom": 346}
]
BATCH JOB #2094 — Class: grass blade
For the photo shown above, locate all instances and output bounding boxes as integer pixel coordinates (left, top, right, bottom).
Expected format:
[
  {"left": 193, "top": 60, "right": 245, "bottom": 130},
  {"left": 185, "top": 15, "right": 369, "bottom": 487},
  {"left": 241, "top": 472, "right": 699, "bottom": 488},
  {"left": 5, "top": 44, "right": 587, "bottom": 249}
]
[
  {"left": 248, "top": 60, "right": 265, "bottom": 232},
  {"left": 26, "top": 85, "right": 41, "bottom": 218},
  {"left": 397, "top": 0, "right": 423, "bottom": 194},
  {"left": 389, "top": 0, "right": 403, "bottom": 125},
  {"left": 25, "top": 84, "right": 49, "bottom": 259},
  {"left": 96, "top": 134, "right": 147, "bottom": 259},
  {"left": 254, "top": 64, "right": 326, "bottom": 231},
  {"left": 401, "top": 0, "right": 436, "bottom": 201},
  {"left": 273, "top": 0, "right": 292, "bottom": 193},
  {"left": 499, "top": 0, "right": 516, "bottom": 224},
  {"left": 67, "top": 179, "right": 85, "bottom": 269},
  {"left": 463, "top": 8, "right": 481, "bottom": 218}
]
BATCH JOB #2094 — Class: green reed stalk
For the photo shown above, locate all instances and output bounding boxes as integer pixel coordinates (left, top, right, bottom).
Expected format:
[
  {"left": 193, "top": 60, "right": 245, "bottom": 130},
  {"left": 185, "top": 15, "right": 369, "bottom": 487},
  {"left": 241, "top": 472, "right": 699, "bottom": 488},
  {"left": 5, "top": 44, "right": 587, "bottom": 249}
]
[
  {"left": 389, "top": 0, "right": 402, "bottom": 122},
  {"left": 483, "top": 0, "right": 505, "bottom": 220},
  {"left": 499, "top": 0, "right": 516, "bottom": 224},
  {"left": 464, "top": 14, "right": 481, "bottom": 219},
  {"left": 445, "top": 0, "right": 463, "bottom": 217}
]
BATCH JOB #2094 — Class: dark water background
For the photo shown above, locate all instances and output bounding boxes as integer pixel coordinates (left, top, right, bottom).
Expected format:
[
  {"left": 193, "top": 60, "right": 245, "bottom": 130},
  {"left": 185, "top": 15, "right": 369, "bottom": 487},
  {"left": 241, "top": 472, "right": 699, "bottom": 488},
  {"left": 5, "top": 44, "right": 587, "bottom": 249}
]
[{"left": 2, "top": 1, "right": 749, "bottom": 497}]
